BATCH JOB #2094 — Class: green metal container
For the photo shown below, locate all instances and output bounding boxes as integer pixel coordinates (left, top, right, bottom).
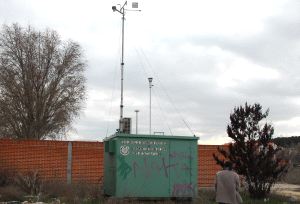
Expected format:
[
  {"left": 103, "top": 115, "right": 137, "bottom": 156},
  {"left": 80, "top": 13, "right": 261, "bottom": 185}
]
[{"left": 104, "top": 133, "right": 198, "bottom": 198}]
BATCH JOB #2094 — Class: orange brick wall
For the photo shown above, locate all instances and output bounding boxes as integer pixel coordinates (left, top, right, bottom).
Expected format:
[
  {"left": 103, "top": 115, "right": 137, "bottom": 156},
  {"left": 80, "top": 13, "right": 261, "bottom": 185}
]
[
  {"left": 0, "top": 139, "right": 224, "bottom": 187},
  {"left": 71, "top": 141, "right": 103, "bottom": 183},
  {"left": 0, "top": 139, "right": 103, "bottom": 183},
  {"left": 198, "top": 145, "right": 227, "bottom": 187},
  {"left": 0, "top": 139, "right": 68, "bottom": 181}
]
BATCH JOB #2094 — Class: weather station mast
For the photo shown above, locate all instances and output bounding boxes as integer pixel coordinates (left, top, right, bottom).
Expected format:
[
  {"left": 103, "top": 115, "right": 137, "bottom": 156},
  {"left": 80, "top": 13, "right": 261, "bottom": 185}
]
[{"left": 112, "top": 1, "right": 141, "bottom": 133}]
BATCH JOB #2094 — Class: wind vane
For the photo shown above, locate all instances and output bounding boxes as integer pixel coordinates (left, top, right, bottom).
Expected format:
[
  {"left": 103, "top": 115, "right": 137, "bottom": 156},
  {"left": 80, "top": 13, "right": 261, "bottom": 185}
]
[{"left": 132, "top": 2, "right": 139, "bottom": 9}]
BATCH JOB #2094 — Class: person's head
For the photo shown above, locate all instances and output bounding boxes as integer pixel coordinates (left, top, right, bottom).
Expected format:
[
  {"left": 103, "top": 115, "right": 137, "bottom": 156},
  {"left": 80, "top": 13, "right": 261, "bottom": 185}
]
[{"left": 223, "top": 161, "right": 233, "bottom": 170}]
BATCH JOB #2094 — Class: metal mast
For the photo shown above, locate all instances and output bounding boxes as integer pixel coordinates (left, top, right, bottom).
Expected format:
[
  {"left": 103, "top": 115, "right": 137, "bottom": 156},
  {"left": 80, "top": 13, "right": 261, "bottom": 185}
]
[
  {"left": 148, "top": 77, "right": 153, "bottom": 135},
  {"left": 112, "top": 1, "right": 127, "bottom": 132},
  {"left": 112, "top": 1, "right": 140, "bottom": 133},
  {"left": 135, "top": 110, "right": 139, "bottom": 134}
]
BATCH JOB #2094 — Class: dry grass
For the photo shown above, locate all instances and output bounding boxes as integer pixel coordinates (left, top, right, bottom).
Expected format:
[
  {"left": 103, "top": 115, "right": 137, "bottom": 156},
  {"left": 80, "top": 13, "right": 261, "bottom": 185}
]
[
  {"left": 0, "top": 171, "right": 298, "bottom": 204},
  {"left": 39, "top": 181, "right": 103, "bottom": 203},
  {"left": 0, "top": 185, "right": 25, "bottom": 201},
  {"left": 0, "top": 186, "right": 297, "bottom": 204}
]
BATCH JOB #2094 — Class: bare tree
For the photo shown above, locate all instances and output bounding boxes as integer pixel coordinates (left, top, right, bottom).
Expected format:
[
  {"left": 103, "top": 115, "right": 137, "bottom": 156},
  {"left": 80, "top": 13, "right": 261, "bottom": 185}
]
[{"left": 0, "top": 24, "right": 86, "bottom": 139}]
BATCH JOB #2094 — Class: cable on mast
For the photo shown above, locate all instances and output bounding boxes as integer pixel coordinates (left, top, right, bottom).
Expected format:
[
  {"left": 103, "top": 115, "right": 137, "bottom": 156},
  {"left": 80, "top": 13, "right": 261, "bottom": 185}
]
[{"left": 139, "top": 48, "right": 196, "bottom": 137}]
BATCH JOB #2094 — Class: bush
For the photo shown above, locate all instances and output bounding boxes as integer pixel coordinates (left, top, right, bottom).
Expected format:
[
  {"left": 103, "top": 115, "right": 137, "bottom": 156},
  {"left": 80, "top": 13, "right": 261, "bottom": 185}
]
[{"left": 15, "top": 170, "right": 42, "bottom": 196}]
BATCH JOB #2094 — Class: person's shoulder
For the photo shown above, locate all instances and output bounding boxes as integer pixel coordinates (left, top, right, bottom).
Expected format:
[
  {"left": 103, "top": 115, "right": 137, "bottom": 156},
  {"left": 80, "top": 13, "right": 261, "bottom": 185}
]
[
  {"left": 223, "top": 169, "right": 238, "bottom": 176},
  {"left": 231, "top": 170, "right": 239, "bottom": 177}
]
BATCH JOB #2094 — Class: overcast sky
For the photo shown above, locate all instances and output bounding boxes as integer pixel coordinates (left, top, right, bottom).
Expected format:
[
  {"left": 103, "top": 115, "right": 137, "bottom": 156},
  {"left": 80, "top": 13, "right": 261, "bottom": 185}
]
[{"left": 0, "top": 0, "right": 300, "bottom": 144}]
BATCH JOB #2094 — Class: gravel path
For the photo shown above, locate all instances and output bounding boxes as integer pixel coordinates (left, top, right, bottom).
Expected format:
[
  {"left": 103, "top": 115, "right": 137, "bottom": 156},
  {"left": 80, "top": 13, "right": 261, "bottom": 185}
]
[{"left": 272, "top": 183, "right": 300, "bottom": 201}]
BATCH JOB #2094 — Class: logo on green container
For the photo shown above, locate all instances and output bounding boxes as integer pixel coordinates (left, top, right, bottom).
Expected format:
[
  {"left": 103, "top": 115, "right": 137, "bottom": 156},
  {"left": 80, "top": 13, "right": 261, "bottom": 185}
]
[{"left": 120, "top": 145, "right": 130, "bottom": 156}]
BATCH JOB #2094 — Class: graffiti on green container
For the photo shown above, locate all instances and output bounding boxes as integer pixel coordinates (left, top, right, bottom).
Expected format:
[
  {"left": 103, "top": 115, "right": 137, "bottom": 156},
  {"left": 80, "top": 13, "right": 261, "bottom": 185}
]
[
  {"left": 117, "top": 155, "right": 132, "bottom": 180},
  {"left": 172, "top": 183, "right": 196, "bottom": 197},
  {"left": 132, "top": 157, "right": 180, "bottom": 178}
]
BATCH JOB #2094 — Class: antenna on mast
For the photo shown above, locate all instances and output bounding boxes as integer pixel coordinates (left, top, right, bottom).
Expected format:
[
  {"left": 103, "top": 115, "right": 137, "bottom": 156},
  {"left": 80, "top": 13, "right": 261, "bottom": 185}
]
[{"left": 112, "top": 1, "right": 141, "bottom": 133}]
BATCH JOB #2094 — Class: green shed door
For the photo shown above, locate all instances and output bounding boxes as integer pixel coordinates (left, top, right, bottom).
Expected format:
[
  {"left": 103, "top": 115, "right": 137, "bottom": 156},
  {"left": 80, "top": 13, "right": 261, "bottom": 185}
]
[{"left": 169, "top": 140, "right": 197, "bottom": 197}]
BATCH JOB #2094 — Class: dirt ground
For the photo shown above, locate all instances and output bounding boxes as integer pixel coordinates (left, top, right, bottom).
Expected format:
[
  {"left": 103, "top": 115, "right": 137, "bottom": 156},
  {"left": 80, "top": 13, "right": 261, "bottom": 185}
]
[{"left": 272, "top": 183, "right": 300, "bottom": 201}]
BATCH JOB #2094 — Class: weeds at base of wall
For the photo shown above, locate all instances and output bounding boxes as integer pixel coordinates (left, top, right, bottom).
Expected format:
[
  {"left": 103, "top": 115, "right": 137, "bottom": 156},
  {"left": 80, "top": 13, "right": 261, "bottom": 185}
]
[
  {"left": 0, "top": 169, "right": 296, "bottom": 203},
  {"left": 0, "top": 168, "right": 25, "bottom": 201},
  {"left": 15, "top": 170, "right": 42, "bottom": 196},
  {"left": 0, "top": 170, "right": 104, "bottom": 203},
  {"left": 0, "top": 181, "right": 104, "bottom": 203},
  {"left": 40, "top": 181, "right": 104, "bottom": 203},
  {"left": 0, "top": 185, "right": 25, "bottom": 201},
  {"left": 0, "top": 169, "right": 16, "bottom": 187}
]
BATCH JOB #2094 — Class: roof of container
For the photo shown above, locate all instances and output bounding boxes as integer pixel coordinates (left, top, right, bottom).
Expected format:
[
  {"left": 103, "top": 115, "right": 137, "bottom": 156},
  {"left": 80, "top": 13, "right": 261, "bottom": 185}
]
[{"left": 104, "top": 133, "right": 199, "bottom": 141}]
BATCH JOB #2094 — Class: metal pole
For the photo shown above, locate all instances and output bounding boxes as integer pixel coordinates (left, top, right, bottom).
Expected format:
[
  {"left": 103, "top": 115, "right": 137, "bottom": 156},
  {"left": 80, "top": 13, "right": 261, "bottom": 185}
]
[
  {"left": 148, "top": 78, "right": 153, "bottom": 135},
  {"left": 150, "top": 85, "right": 151, "bottom": 135},
  {"left": 67, "top": 142, "right": 72, "bottom": 184},
  {"left": 119, "top": 10, "right": 125, "bottom": 132},
  {"left": 150, "top": 83, "right": 151, "bottom": 135},
  {"left": 135, "top": 110, "right": 139, "bottom": 134}
]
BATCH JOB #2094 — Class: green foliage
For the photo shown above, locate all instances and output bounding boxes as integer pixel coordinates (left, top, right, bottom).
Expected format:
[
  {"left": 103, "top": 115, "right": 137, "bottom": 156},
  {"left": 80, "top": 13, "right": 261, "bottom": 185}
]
[{"left": 213, "top": 103, "right": 289, "bottom": 199}]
